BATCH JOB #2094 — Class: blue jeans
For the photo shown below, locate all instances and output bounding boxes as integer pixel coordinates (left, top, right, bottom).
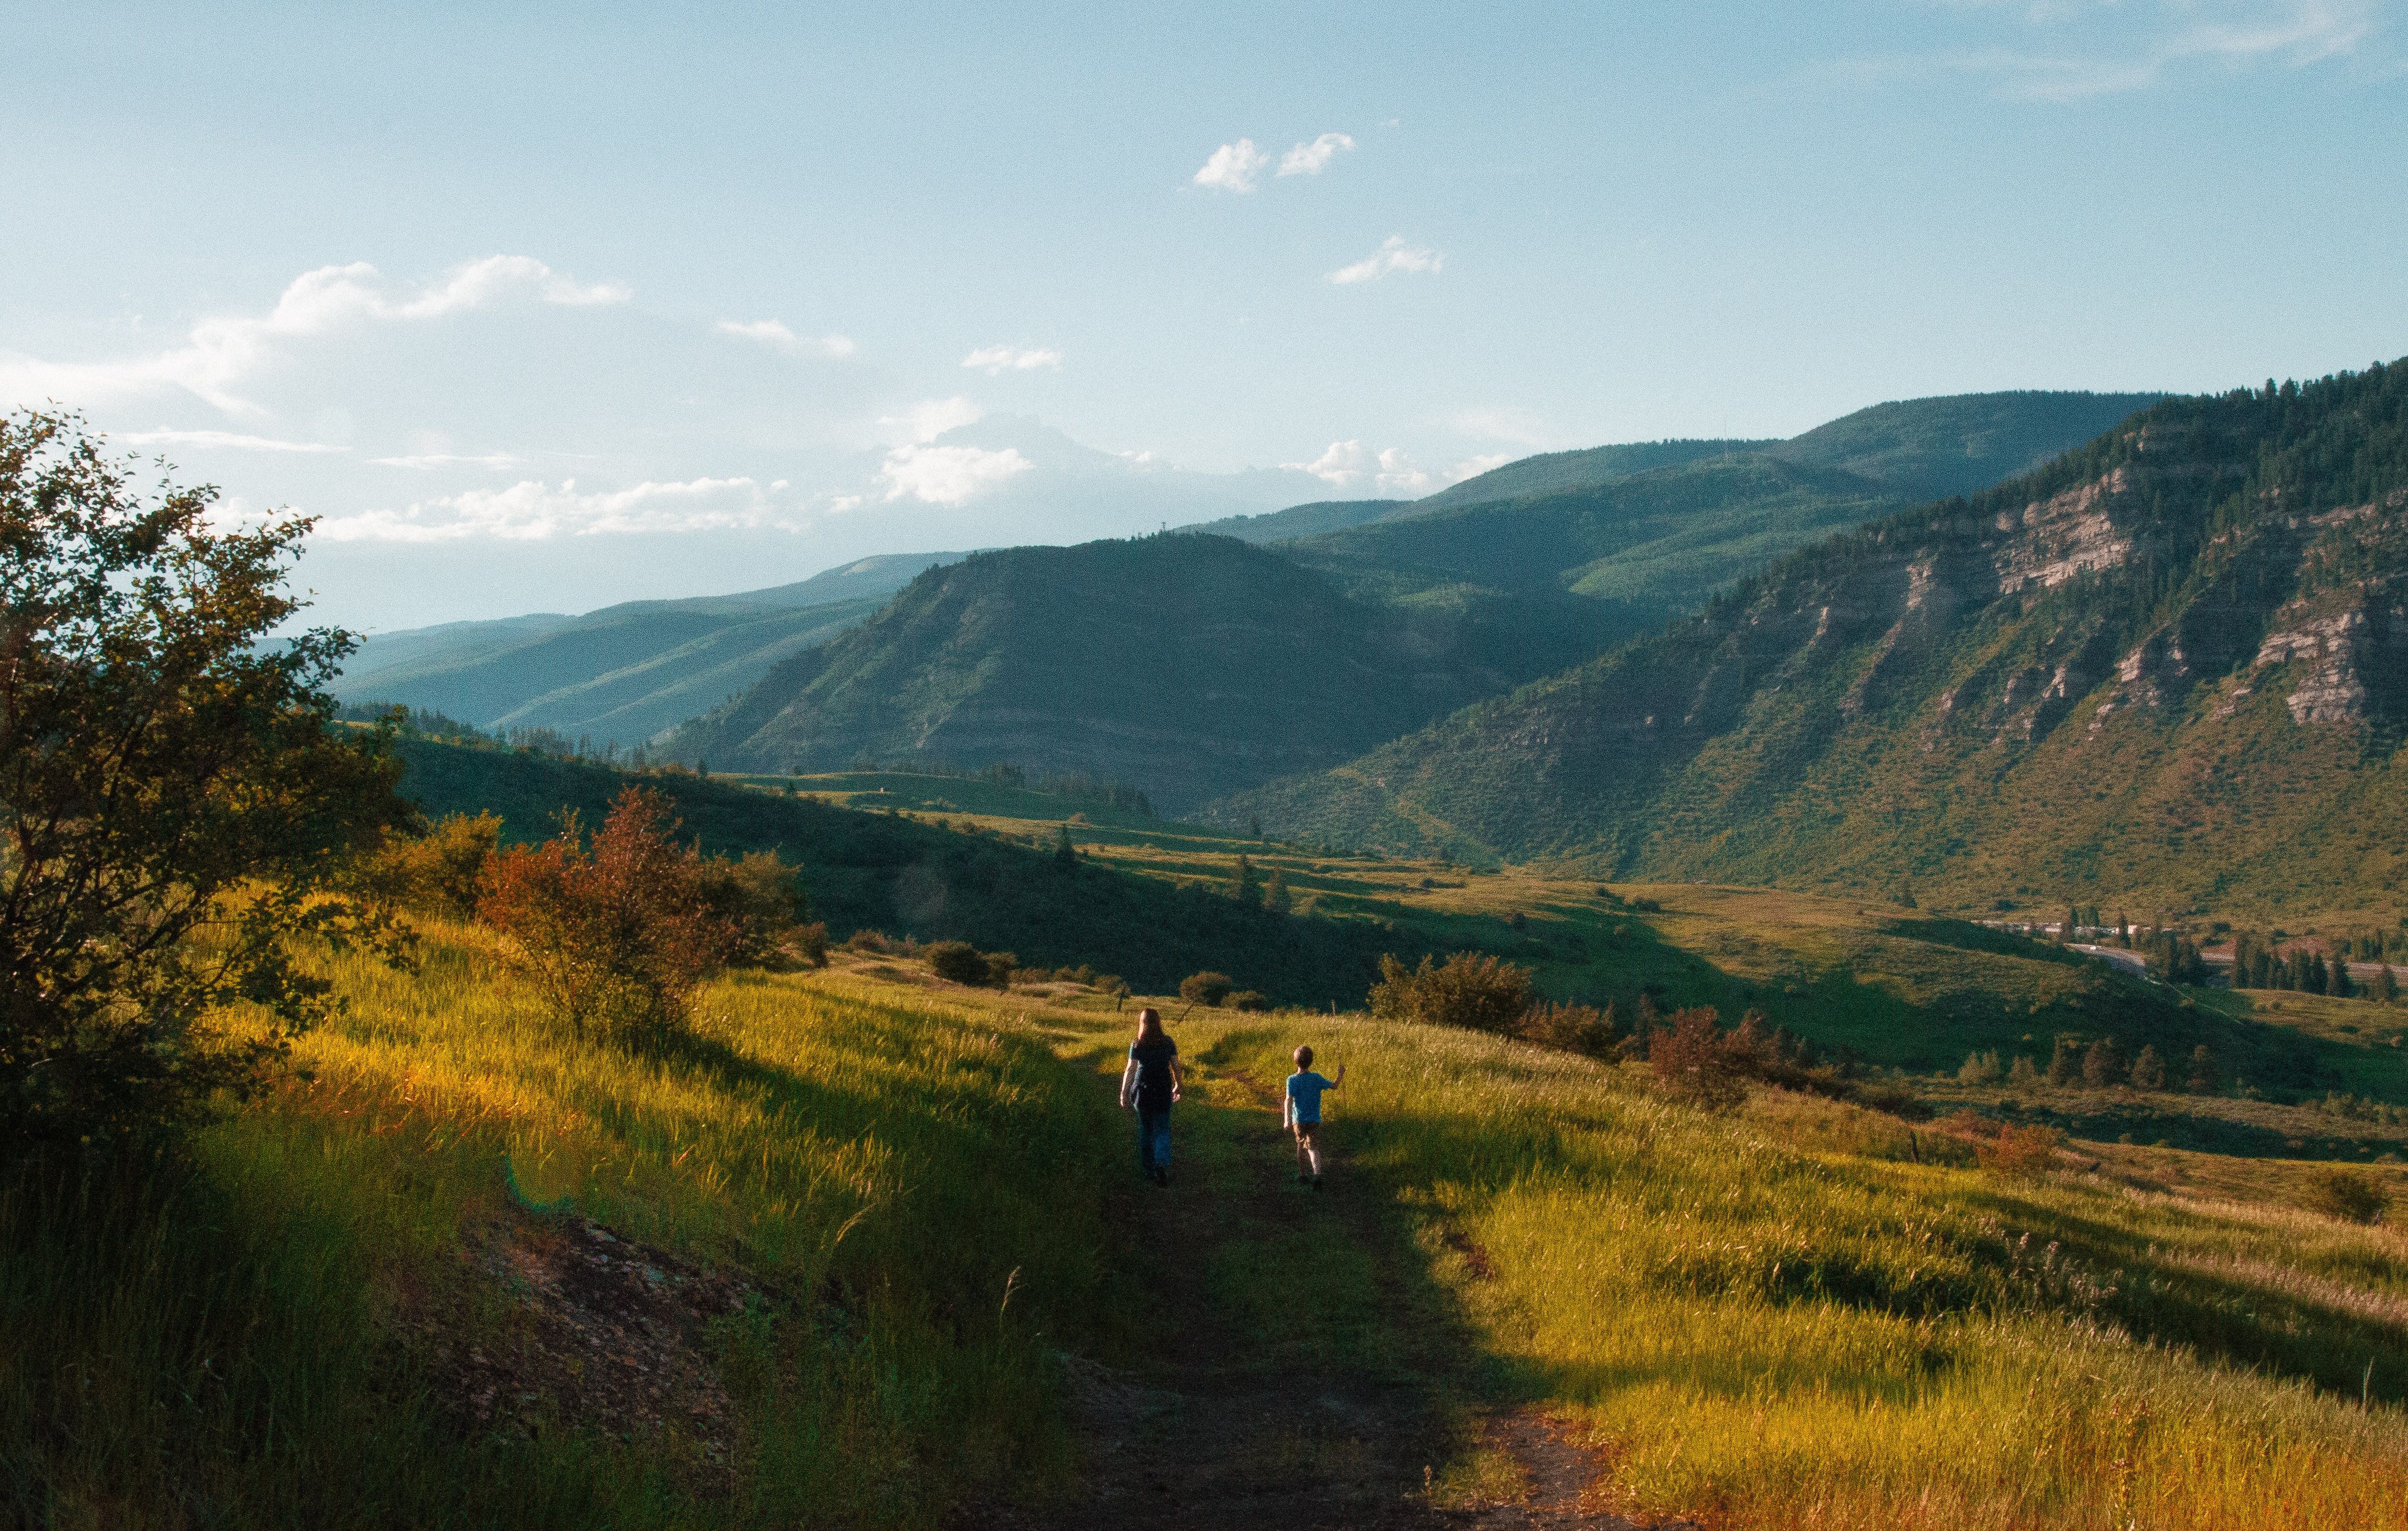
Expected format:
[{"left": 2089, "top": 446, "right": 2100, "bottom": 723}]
[{"left": 1137, "top": 1107, "right": 1172, "bottom": 1175}]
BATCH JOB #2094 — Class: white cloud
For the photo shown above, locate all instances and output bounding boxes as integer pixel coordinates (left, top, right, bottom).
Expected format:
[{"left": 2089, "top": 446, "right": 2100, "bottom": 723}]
[
  {"left": 1848, "top": 0, "right": 2379, "bottom": 99},
  {"left": 1192, "top": 138, "right": 1270, "bottom": 192},
  {"left": 119, "top": 427, "right": 346, "bottom": 454},
  {"left": 878, "top": 396, "right": 986, "bottom": 446},
  {"left": 369, "top": 453, "right": 523, "bottom": 469},
  {"left": 316, "top": 474, "right": 784, "bottom": 542},
  {"left": 878, "top": 444, "right": 1033, "bottom": 506},
  {"left": 1278, "top": 132, "right": 1356, "bottom": 176},
  {"left": 1328, "top": 236, "right": 1444, "bottom": 285},
  {"left": 0, "top": 255, "right": 630, "bottom": 415},
  {"left": 1452, "top": 406, "right": 1570, "bottom": 449},
  {"left": 1284, "top": 441, "right": 1510, "bottom": 495},
  {"left": 961, "top": 345, "right": 1064, "bottom": 375},
  {"left": 714, "top": 318, "right": 856, "bottom": 357}
]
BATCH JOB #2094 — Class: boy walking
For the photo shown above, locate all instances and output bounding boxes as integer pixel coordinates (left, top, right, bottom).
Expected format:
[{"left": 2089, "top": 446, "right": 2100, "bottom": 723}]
[{"left": 1283, "top": 1045, "right": 1344, "bottom": 1189}]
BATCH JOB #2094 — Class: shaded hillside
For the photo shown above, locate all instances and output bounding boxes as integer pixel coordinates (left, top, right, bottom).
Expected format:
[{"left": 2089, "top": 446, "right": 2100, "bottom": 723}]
[
  {"left": 1771, "top": 390, "right": 2165, "bottom": 500},
  {"left": 335, "top": 551, "right": 974, "bottom": 746},
  {"left": 663, "top": 534, "right": 1619, "bottom": 810},
  {"left": 1417, "top": 437, "right": 1777, "bottom": 508},
  {"left": 1211, "top": 364, "right": 2408, "bottom": 919},
  {"left": 392, "top": 739, "right": 1429, "bottom": 1005}
]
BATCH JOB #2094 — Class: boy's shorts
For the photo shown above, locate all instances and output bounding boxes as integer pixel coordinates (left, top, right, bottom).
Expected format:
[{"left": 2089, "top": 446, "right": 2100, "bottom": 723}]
[{"left": 1292, "top": 1120, "right": 1320, "bottom": 1140}]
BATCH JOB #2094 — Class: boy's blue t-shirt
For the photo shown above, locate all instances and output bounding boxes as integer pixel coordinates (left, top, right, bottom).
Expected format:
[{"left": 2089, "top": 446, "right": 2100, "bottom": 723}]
[{"left": 1285, "top": 1071, "right": 1334, "bottom": 1123}]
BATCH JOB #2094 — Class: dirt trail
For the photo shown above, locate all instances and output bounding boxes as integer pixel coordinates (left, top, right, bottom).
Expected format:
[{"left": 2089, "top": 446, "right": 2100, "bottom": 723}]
[{"left": 996, "top": 1041, "right": 1646, "bottom": 1530}]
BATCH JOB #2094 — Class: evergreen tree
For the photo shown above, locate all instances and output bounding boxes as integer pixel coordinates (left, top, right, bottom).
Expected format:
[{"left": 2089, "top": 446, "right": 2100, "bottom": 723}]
[
  {"left": 2007, "top": 1055, "right": 2042, "bottom": 1087},
  {"left": 2062, "top": 906, "right": 2080, "bottom": 944},
  {"left": 1228, "top": 853, "right": 1262, "bottom": 905},
  {"left": 2129, "top": 1044, "right": 2166, "bottom": 1090},
  {"left": 2046, "top": 1036, "right": 2079, "bottom": 1086},
  {"left": 2328, "top": 953, "right": 2353, "bottom": 999},
  {"left": 2081, "top": 1038, "right": 2122, "bottom": 1089},
  {"left": 1264, "top": 867, "right": 1292, "bottom": 914},
  {"left": 1052, "top": 823, "right": 1078, "bottom": 869},
  {"left": 2185, "top": 1044, "right": 2221, "bottom": 1095},
  {"left": 2309, "top": 953, "right": 2331, "bottom": 994},
  {"left": 2378, "top": 964, "right": 2400, "bottom": 1005}
]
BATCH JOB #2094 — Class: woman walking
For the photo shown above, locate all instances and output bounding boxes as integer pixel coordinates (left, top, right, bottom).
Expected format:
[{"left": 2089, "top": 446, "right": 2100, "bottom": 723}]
[{"left": 1119, "top": 1007, "right": 1183, "bottom": 1186}]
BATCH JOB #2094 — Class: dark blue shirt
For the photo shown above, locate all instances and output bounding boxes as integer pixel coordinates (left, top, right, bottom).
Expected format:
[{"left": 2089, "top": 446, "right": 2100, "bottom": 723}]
[{"left": 1129, "top": 1037, "right": 1178, "bottom": 1110}]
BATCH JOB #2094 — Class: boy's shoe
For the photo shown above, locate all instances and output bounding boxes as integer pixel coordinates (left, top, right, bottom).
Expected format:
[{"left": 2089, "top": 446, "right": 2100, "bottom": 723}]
[
  {"left": 1154, "top": 1167, "right": 1169, "bottom": 1187},
  {"left": 1312, "top": 1175, "right": 1324, "bottom": 1191}
]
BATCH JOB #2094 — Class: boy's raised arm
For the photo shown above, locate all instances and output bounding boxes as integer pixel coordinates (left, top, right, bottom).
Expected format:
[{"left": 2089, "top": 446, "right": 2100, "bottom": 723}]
[{"left": 1331, "top": 1063, "right": 1346, "bottom": 1087}]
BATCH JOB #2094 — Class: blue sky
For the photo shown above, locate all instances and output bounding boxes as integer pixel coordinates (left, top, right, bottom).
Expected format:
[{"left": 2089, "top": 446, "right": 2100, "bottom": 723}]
[{"left": 3, "top": 2, "right": 2402, "bottom": 630}]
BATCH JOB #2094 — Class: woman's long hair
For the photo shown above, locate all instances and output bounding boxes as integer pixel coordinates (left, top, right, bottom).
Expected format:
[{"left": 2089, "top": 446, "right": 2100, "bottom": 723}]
[{"left": 1133, "top": 1007, "right": 1164, "bottom": 1044}]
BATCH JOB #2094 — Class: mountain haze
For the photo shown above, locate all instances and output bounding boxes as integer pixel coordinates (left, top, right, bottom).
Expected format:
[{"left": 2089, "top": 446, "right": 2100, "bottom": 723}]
[{"left": 1207, "top": 365, "right": 2408, "bottom": 917}]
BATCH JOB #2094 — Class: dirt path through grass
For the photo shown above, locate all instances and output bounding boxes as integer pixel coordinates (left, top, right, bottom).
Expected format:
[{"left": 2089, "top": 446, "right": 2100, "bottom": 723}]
[{"left": 1002, "top": 1020, "right": 1643, "bottom": 1529}]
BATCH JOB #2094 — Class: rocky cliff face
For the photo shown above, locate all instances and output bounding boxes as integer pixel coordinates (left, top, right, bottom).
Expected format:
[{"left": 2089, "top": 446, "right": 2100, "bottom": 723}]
[{"left": 1210, "top": 363, "right": 2408, "bottom": 915}]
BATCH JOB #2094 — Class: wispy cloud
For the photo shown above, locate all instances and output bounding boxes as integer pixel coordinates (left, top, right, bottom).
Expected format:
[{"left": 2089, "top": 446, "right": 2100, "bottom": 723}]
[
  {"left": 369, "top": 452, "right": 523, "bottom": 469},
  {"left": 1282, "top": 441, "right": 1503, "bottom": 495},
  {"left": 1328, "top": 236, "right": 1444, "bottom": 286},
  {"left": 316, "top": 474, "right": 785, "bottom": 542},
  {"left": 0, "top": 256, "right": 630, "bottom": 414},
  {"left": 1848, "top": 0, "right": 2379, "bottom": 100},
  {"left": 961, "top": 344, "right": 1063, "bottom": 375},
  {"left": 713, "top": 318, "right": 856, "bottom": 357},
  {"left": 878, "top": 444, "right": 1033, "bottom": 506},
  {"left": 1278, "top": 132, "right": 1356, "bottom": 176},
  {"left": 119, "top": 427, "right": 347, "bottom": 454},
  {"left": 1192, "top": 138, "right": 1270, "bottom": 192}
]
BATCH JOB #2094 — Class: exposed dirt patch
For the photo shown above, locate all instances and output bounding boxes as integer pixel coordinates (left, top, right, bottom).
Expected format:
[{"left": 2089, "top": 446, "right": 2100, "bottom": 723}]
[{"left": 401, "top": 1211, "right": 753, "bottom": 1491}]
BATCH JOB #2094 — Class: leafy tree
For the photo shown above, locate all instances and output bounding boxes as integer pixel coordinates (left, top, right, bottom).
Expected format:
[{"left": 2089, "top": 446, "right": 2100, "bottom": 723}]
[
  {"left": 1520, "top": 998, "right": 1620, "bottom": 1056},
  {"left": 2185, "top": 1044, "right": 2221, "bottom": 1095},
  {"left": 1365, "top": 952, "right": 1532, "bottom": 1033},
  {"left": 1180, "top": 970, "right": 1234, "bottom": 1006},
  {"left": 2304, "top": 1167, "right": 2389, "bottom": 1225},
  {"left": 0, "top": 412, "right": 412, "bottom": 1147},
  {"left": 985, "top": 950, "right": 1019, "bottom": 989},
  {"left": 926, "top": 940, "right": 991, "bottom": 985},
  {"left": 1226, "top": 989, "right": 1269, "bottom": 1013},
  {"left": 697, "top": 849, "right": 821, "bottom": 966},
  {"left": 356, "top": 811, "right": 501, "bottom": 918},
  {"left": 477, "top": 788, "right": 734, "bottom": 1040},
  {"left": 2129, "top": 1044, "right": 2167, "bottom": 1090},
  {"left": 2045, "top": 1036, "right": 2080, "bottom": 1086}
]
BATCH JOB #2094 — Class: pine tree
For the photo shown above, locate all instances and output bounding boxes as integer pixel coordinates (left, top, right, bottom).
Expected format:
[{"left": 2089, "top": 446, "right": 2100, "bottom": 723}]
[
  {"left": 2046, "top": 1036, "right": 2079, "bottom": 1086},
  {"left": 2378, "top": 964, "right": 2400, "bottom": 1005},
  {"left": 2062, "top": 906, "right": 2080, "bottom": 944},
  {"left": 2329, "top": 953, "right": 2353, "bottom": 998},
  {"left": 1228, "top": 853, "right": 1262, "bottom": 905},
  {"left": 1264, "top": 867, "right": 1292, "bottom": 914},
  {"left": 2007, "top": 1055, "right": 2042, "bottom": 1087},
  {"left": 2186, "top": 1044, "right": 2221, "bottom": 1094},
  {"left": 2129, "top": 1044, "right": 2166, "bottom": 1090},
  {"left": 1053, "top": 823, "right": 1078, "bottom": 869},
  {"left": 2081, "top": 1038, "right": 2122, "bottom": 1089}
]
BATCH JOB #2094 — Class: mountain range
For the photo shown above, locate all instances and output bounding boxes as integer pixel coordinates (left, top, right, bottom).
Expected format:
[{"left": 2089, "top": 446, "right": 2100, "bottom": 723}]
[
  {"left": 344, "top": 389, "right": 2159, "bottom": 782},
  {"left": 1204, "top": 363, "right": 2408, "bottom": 918}
]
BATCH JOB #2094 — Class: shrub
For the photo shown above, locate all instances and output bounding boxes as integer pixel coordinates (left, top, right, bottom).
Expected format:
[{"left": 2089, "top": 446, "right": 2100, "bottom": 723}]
[
  {"left": 1366, "top": 952, "right": 1532, "bottom": 1033},
  {"left": 477, "top": 788, "right": 733, "bottom": 1041},
  {"left": 2129, "top": 1043, "right": 2167, "bottom": 1090},
  {"left": 1180, "top": 971, "right": 1235, "bottom": 1006},
  {"left": 1977, "top": 1123, "right": 2063, "bottom": 1179},
  {"left": 697, "top": 849, "right": 814, "bottom": 965},
  {"left": 356, "top": 811, "right": 501, "bottom": 917},
  {"left": 985, "top": 951, "right": 1019, "bottom": 989},
  {"left": 1520, "top": 1000, "right": 1621, "bottom": 1057},
  {"left": 1649, "top": 1008, "right": 1750, "bottom": 1113},
  {"left": 926, "top": 941, "right": 991, "bottom": 986},
  {"left": 1227, "top": 990, "right": 1270, "bottom": 1013},
  {"left": 2304, "top": 1167, "right": 2390, "bottom": 1225}
]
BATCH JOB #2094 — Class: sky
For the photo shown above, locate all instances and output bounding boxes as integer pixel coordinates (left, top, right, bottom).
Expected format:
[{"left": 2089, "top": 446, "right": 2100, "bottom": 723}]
[{"left": 3, "top": 1, "right": 2403, "bottom": 632}]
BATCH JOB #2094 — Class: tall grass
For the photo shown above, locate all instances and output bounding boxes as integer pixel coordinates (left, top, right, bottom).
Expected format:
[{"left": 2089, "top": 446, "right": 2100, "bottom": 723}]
[
  {"left": 1, "top": 923, "right": 1120, "bottom": 1528},
  {"left": 1189, "top": 1014, "right": 2408, "bottom": 1529}
]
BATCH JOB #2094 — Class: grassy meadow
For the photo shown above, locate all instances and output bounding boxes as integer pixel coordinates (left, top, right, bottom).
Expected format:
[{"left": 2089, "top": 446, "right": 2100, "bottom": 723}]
[{"left": 15, "top": 919, "right": 2408, "bottom": 1527}]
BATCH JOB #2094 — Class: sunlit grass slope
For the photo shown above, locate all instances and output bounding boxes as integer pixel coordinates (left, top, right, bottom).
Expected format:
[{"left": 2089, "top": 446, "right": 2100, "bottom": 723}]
[
  {"left": 1, "top": 927, "right": 1120, "bottom": 1529},
  {"left": 1162, "top": 1009, "right": 2408, "bottom": 1529}
]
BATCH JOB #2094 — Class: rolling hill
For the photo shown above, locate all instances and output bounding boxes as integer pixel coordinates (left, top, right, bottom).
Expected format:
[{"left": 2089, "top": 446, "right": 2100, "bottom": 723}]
[
  {"left": 1206, "top": 363, "right": 2408, "bottom": 920},
  {"left": 335, "top": 552, "right": 965, "bottom": 746},
  {"left": 661, "top": 533, "right": 1626, "bottom": 809}
]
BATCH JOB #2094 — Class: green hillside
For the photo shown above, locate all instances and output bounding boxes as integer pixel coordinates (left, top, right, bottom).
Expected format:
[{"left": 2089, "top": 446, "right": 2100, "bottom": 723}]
[
  {"left": 392, "top": 738, "right": 1436, "bottom": 1006},
  {"left": 1210, "top": 364, "right": 2408, "bottom": 921},
  {"left": 337, "top": 553, "right": 965, "bottom": 747},
  {"left": 1771, "top": 389, "right": 2166, "bottom": 499},
  {"left": 1416, "top": 436, "right": 1778, "bottom": 507},
  {"left": 661, "top": 534, "right": 1620, "bottom": 811}
]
